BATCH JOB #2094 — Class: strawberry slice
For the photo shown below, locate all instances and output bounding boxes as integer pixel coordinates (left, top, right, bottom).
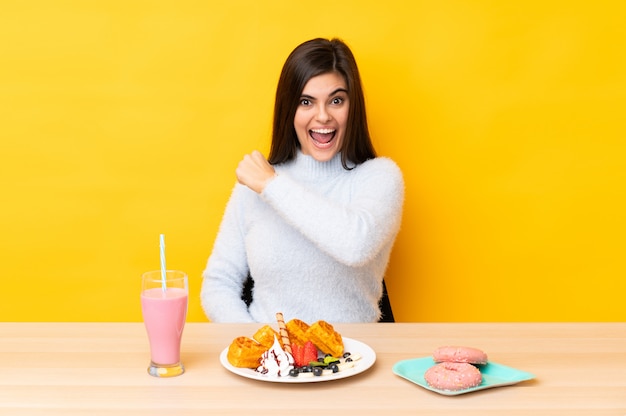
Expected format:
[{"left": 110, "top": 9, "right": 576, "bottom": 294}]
[
  {"left": 303, "top": 341, "right": 318, "bottom": 365},
  {"left": 291, "top": 343, "right": 305, "bottom": 367}
]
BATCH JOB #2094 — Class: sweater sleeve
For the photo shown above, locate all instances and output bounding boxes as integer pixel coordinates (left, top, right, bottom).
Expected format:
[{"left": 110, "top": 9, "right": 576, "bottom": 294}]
[
  {"left": 201, "top": 184, "right": 256, "bottom": 323},
  {"left": 261, "top": 157, "right": 404, "bottom": 267}
]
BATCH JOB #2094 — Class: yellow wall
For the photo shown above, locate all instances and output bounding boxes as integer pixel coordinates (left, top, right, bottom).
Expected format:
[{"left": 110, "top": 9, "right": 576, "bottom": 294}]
[{"left": 2, "top": 1, "right": 625, "bottom": 322}]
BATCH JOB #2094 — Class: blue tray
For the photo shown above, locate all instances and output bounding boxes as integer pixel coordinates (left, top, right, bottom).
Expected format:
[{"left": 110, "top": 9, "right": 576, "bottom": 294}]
[{"left": 393, "top": 357, "right": 535, "bottom": 396}]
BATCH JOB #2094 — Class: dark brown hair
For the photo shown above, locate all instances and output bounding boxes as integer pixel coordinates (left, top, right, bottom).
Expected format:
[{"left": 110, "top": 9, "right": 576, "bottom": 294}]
[{"left": 267, "top": 38, "right": 376, "bottom": 169}]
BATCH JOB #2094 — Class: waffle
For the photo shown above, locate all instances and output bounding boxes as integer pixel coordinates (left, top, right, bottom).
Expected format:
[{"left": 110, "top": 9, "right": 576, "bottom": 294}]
[
  {"left": 252, "top": 324, "right": 281, "bottom": 349},
  {"left": 226, "top": 336, "right": 266, "bottom": 368},
  {"left": 286, "top": 318, "right": 310, "bottom": 346},
  {"left": 306, "top": 320, "right": 344, "bottom": 357}
]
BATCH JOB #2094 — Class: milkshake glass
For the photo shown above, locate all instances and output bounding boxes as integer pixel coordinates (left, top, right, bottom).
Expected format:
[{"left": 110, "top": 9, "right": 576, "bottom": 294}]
[{"left": 141, "top": 270, "right": 188, "bottom": 377}]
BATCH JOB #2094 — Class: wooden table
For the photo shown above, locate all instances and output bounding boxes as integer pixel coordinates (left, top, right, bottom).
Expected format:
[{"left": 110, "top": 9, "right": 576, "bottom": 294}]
[{"left": 1, "top": 322, "right": 624, "bottom": 415}]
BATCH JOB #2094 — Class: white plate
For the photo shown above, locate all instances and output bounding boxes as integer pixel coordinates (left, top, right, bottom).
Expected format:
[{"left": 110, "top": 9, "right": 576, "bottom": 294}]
[{"left": 220, "top": 337, "right": 376, "bottom": 383}]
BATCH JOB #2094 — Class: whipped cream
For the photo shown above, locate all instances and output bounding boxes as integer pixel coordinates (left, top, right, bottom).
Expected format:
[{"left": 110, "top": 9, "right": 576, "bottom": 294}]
[{"left": 256, "top": 336, "right": 294, "bottom": 377}]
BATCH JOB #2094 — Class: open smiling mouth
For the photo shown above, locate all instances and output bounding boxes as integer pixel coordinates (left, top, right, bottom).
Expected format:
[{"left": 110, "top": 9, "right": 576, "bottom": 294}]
[{"left": 309, "top": 128, "right": 336, "bottom": 146}]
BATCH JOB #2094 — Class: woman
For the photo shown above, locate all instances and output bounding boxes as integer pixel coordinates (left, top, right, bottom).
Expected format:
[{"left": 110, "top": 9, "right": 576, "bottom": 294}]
[{"left": 201, "top": 38, "right": 404, "bottom": 323}]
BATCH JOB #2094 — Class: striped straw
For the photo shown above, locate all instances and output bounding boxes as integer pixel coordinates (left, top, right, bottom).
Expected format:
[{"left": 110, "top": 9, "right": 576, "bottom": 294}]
[{"left": 159, "top": 234, "right": 167, "bottom": 292}]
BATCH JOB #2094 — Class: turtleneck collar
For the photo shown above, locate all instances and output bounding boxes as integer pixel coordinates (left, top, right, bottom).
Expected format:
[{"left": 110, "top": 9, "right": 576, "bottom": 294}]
[{"left": 278, "top": 151, "right": 352, "bottom": 181}]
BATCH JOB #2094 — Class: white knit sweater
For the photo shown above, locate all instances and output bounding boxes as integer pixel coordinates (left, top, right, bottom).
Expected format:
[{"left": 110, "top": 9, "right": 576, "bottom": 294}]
[{"left": 201, "top": 151, "right": 404, "bottom": 323}]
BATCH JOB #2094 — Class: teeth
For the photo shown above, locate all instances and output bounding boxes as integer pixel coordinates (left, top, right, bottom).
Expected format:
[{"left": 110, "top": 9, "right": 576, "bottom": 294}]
[{"left": 311, "top": 129, "right": 335, "bottom": 134}]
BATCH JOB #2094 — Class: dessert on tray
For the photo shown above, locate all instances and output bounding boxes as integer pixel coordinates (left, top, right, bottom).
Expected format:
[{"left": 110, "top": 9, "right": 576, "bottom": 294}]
[
  {"left": 425, "top": 346, "right": 488, "bottom": 391},
  {"left": 226, "top": 313, "right": 360, "bottom": 378}
]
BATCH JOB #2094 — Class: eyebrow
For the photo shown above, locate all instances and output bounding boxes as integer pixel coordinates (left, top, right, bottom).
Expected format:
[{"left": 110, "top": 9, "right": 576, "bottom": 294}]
[{"left": 300, "top": 88, "right": 348, "bottom": 100}]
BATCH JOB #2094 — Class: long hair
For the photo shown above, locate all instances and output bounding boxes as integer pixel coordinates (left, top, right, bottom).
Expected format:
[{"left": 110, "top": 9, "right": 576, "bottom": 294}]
[{"left": 268, "top": 38, "right": 376, "bottom": 169}]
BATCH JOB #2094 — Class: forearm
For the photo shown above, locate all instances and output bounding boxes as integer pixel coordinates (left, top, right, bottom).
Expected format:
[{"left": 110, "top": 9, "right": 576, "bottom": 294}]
[{"left": 261, "top": 160, "right": 404, "bottom": 266}]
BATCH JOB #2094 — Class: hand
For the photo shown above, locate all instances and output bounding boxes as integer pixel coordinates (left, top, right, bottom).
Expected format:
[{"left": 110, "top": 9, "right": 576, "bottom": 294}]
[{"left": 235, "top": 150, "right": 276, "bottom": 194}]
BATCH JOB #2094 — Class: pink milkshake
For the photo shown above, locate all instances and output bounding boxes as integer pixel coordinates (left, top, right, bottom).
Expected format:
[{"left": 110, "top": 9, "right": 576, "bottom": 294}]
[
  {"left": 142, "top": 288, "right": 187, "bottom": 363},
  {"left": 141, "top": 270, "right": 188, "bottom": 377}
]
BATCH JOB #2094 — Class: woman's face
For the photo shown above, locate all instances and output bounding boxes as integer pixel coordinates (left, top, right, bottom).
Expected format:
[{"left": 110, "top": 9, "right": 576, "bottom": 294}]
[{"left": 294, "top": 72, "right": 349, "bottom": 162}]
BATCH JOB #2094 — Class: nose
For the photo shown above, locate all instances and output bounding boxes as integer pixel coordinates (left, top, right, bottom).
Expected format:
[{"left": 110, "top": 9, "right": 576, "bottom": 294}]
[{"left": 316, "top": 104, "right": 332, "bottom": 123}]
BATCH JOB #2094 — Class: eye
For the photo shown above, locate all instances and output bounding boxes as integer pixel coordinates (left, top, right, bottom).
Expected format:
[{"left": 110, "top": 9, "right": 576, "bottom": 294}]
[
  {"left": 299, "top": 98, "right": 311, "bottom": 106},
  {"left": 331, "top": 97, "right": 344, "bottom": 105}
]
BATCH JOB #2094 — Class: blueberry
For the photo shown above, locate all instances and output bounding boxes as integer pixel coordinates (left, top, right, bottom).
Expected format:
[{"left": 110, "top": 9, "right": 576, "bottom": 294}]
[
  {"left": 343, "top": 352, "right": 351, "bottom": 359},
  {"left": 312, "top": 367, "right": 323, "bottom": 376},
  {"left": 329, "top": 363, "right": 339, "bottom": 373},
  {"left": 289, "top": 368, "right": 299, "bottom": 377}
]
